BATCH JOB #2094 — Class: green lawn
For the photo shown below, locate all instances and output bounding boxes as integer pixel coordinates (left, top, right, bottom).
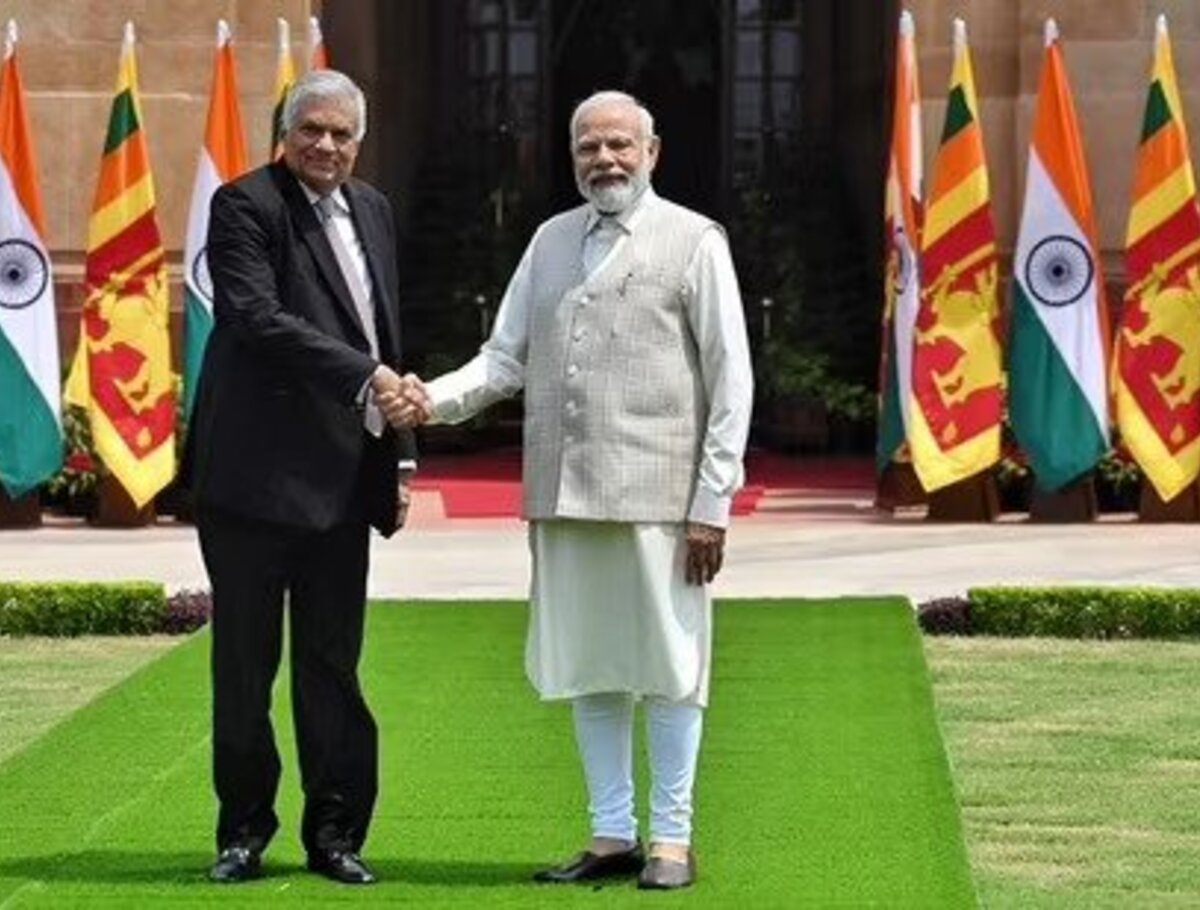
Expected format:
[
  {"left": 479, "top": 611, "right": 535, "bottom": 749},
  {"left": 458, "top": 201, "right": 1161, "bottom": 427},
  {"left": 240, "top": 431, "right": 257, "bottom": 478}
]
[
  {"left": 0, "top": 635, "right": 177, "bottom": 763},
  {"left": 0, "top": 599, "right": 974, "bottom": 908},
  {"left": 925, "top": 637, "right": 1200, "bottom": 909}
]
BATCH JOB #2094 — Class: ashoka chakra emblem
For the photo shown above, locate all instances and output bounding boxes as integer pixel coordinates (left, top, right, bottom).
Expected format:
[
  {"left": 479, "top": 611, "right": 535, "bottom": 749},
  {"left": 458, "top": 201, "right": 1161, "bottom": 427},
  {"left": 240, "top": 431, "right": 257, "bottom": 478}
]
[
  {"left": 0, "top": 239, "right": 48, "bottom": 310},
  {"left": 191, "top": 247, "right": 213, "bottom": 302},
  {"left": 1025, "top": 235, "right": 1093, "bottom": 308}
]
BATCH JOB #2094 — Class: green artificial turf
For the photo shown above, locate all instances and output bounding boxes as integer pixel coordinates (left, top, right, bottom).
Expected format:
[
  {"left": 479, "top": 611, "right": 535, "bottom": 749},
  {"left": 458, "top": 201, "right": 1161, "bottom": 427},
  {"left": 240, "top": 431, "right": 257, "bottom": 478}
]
[{"left": 0, "top": 599, "right": 975, "bottom": 907}]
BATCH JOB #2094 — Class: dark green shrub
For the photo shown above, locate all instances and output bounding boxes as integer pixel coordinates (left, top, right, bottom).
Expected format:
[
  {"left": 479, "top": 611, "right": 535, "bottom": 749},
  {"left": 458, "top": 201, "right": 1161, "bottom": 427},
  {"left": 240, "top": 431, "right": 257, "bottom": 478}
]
[
  {"left": 0, "top": 582, "right": 167, "bottom": 636},
  {"left": 966, "top": 586, "right": 1200, "bottom": 639}
]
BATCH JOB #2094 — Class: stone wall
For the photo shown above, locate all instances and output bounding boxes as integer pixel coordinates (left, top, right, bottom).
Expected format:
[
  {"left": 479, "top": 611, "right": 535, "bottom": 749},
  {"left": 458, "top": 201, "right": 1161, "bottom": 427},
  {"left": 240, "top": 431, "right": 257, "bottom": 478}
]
[{"left": 10, "top": 0, "right": 316, "bottom": 356}]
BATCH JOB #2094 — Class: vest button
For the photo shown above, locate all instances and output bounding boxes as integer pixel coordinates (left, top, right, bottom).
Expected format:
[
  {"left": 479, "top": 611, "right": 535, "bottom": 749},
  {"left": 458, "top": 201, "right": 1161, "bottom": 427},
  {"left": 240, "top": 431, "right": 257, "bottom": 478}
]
[{"left": 567, "top": 364, "right": 579, "bottom": 377}]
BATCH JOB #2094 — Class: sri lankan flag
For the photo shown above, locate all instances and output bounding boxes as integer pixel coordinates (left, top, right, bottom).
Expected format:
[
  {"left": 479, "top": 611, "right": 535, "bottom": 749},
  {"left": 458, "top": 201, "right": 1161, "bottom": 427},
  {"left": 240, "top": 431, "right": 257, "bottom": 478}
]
[
  {"left": 183, "top": 20, "right": 247, "bottom": 422},
  {"left": 1009, "top": 19, "right": 1110, "bottom": 492},
  {"left": 909, "top": 18, "right": 1003, "bottom": 492},
  {"left": 1113, "top": 14, "right": 1200, "bottom": 502},
  {"left": 876, "top": 9, "right": 923, "bottom": 475},
  {"left": 270, "top": 17, "right": 295, "bottom": 160},
  {"left": 64, "top": 22, "right": 173, "bottom": 508}
]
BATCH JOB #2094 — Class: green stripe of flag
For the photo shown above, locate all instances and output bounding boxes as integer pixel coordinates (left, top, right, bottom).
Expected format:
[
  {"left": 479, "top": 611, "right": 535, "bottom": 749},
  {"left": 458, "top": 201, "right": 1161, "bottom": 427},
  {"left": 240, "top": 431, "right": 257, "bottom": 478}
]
[
  {"left": 183, "top": 287, "right": 213, "bottom": 423},
  {"left": 875, "top": 331, "right": 904, "bottom": 475},
  {"left": 1008, "top": 283, "right": 1107, "bottom": 491},
  {"left": 103, "top": 89, "right": 140, "bottom": 154},
  {"left": 0, "top": 328, "right": 61, "bottom": 496},
  {"left": 1141, "top": 80, "right": 1173, "bottom": 143},
  {"left": 940, "top": 85, "right": 973, "bottom": 143}
]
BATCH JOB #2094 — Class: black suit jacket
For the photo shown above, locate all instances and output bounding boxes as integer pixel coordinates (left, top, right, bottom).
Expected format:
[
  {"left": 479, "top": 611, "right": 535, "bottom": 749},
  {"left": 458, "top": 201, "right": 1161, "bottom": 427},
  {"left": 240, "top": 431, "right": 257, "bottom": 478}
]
[{"left": 185, "top": 162, "right": 415, "bottom": 537}]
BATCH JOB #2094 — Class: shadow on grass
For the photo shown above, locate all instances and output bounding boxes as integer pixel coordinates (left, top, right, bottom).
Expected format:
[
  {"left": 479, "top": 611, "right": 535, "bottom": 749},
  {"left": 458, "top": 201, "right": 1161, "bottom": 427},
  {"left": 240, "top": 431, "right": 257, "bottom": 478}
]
[{"left": 0, "top": 850, "right": 540, "bottom": 888}]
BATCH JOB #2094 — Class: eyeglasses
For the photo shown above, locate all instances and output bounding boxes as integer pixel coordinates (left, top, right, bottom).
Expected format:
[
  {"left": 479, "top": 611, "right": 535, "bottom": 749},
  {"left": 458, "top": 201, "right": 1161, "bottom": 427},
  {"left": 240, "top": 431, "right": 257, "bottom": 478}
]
[{"left": 294, "top": 122, "right": 358, "bottom": 148}]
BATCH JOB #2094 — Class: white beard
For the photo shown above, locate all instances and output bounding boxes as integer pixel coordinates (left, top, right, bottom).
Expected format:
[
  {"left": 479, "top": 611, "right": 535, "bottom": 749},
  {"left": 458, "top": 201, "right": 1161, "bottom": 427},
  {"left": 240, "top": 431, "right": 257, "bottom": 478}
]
[{"left": 578, "top": 166, "right": 650, "bottom": 214}]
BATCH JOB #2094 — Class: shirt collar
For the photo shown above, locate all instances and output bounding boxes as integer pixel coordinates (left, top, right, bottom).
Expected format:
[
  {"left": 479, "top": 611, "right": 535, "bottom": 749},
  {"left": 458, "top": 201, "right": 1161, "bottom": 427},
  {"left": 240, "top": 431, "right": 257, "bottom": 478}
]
[
  {"left": 301, "top": 181, "right": 350, "bottom": 217},
  {"left": 584, "top": 185, "right": 656, "bottom": 236}
]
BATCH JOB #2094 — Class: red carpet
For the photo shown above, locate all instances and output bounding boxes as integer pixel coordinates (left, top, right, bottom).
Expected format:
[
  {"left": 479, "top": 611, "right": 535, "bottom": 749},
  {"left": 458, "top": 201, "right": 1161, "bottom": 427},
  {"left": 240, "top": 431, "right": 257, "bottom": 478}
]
[{"left": 412, "top": 448, "right": 872, "bottom": 519}]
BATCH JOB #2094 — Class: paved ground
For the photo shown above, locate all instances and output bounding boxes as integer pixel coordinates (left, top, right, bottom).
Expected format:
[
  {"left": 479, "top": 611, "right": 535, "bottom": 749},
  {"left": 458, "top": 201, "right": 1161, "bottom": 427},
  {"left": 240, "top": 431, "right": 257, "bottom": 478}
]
[{"left": 7, "top": 486, "right": 1200, "bottom": 603}]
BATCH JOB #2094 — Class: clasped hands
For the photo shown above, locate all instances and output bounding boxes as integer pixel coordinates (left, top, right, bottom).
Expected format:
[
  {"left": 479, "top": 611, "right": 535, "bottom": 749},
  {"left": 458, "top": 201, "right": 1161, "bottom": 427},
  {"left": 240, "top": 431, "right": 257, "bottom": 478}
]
[{"left": 370, "top": 365, "right": 433, "bottom": 429}]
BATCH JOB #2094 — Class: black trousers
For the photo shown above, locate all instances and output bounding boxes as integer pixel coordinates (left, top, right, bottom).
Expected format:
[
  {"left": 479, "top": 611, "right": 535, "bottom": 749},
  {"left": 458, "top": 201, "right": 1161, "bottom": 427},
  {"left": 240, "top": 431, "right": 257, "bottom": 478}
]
[{"left": 198, "top": 505, "right": 377, "bottom": 857}]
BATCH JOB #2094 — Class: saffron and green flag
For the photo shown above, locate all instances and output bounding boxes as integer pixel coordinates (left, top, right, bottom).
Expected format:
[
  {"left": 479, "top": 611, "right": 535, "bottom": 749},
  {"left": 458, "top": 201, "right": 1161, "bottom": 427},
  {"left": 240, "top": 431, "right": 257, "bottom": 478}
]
[
  {"left": 909, "top": 18, "right": 1003, "bottom": 492},
  {"left": 183, "top": 19, "right": 248, "bottom": 422},
  {"left": 65, "top": 22, "right": 174, "bottom": 508},
  {"left": 0, "top": 19, "right": 61, "bottom": 497},
  {"left": 1009, "top": 19, "right": 1110, "bottom": 491},
  {"left": 876, "top": 9, "right": 923, "bottom": 475},
  {"left": 1113, "top": 14, "right": 1200, "bottom": 501}
]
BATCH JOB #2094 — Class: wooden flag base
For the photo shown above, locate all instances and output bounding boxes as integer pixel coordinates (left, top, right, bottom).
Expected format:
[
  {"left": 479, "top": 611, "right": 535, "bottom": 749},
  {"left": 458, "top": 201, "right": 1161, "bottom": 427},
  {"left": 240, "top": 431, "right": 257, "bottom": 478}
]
[
  {"left": 1028, "top": 474, "right": 1098, "bottom": 523},
  {"left": 0, "top": 487, "right": 42, "bottom": 528},
  {"left": 1138, "top": 481, "right": 1200, "bottom": 522},
  {"left": 874, "top": 462, "right": 927, "bottom": 511},
  {"left": 91, "top": 474, "right": 156, "bottom": 527},
  {"left": 926, "top": 471, "right": 999, "bottom": 522}
]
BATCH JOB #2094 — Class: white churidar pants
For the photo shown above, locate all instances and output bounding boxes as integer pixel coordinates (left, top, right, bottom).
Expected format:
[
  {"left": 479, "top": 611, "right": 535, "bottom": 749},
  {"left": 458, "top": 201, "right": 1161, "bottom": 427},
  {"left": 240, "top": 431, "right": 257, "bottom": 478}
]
[{"left": 572, "top": 692, "right": 704, "bottom": 845}]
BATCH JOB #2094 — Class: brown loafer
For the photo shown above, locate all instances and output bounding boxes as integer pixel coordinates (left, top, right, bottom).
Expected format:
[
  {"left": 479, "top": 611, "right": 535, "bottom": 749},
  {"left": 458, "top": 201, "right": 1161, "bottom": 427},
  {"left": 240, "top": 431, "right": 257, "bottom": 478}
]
[
  {"left": 637, "top": 851, "right": 696, "bottom": 890},
  {"left": 533, "top": 842, "right": 645, "bottom": 883}
]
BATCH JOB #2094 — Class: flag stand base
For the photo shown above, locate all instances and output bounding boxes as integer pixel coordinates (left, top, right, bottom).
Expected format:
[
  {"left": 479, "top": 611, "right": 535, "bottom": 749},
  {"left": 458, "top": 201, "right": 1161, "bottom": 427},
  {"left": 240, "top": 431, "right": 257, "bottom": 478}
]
[
  {"left": 1029, "top": 474, "right": 1098, "bottom": 522},
  {"left": 1138, "top": 481, "right": 1200, "bottom": 522},
  {"left": 91, "top": 475, "right": 156, "bottom": 527},
  {"left": 0, "top": 488, "right": 42, "bottom": 528},
  {"left": 874, "top": 462, "right": 927, "bottom": 510},
  {"left": 926, "top": 472, "right": 999, "bottom": 522}
]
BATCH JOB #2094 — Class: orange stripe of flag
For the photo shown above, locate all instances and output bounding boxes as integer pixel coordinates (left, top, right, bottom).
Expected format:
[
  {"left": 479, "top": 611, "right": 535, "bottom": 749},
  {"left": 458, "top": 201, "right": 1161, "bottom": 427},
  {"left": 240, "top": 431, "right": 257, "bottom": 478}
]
[
  {"left": 927, "top": 127, "right": 983, "bottom": 203},
  {"left": 93, "top": 137, "right": 150, "bottom": 212},
  {"left": 1032, "top": 42, "right": 1095, "bottom": 238},
  {"left": 209, "top": 42, "right": 248, "bottom": 181},
  {"left": 1132, "top": 123, "right": 1190, "bottom": 201},
  {"left": 0, "top": 51, "right": 45, "bottom": 236}
]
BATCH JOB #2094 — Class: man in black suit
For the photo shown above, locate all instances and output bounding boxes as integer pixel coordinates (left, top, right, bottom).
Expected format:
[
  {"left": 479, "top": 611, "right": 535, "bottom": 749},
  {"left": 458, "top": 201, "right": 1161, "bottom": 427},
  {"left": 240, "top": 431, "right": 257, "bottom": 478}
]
[{"left": 185, "top": 69, "right": 418, "bottom": 886}]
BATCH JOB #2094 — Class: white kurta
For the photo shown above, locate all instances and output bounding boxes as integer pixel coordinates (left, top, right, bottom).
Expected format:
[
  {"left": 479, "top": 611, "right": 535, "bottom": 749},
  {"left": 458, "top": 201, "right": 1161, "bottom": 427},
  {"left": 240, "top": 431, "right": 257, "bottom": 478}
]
[
  {"left": 426, "top": 188, "right": 752, "bottom": 707},
  {"left": 528, "top": 521, "right": 711, "bottom": 704}
]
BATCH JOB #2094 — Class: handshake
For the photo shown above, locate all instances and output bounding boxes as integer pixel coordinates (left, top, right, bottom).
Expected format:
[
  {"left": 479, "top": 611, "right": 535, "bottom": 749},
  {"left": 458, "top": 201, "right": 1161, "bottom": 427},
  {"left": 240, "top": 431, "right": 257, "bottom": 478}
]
[{"left": 370, "top": 366, "right": 433, "bottom": 429}]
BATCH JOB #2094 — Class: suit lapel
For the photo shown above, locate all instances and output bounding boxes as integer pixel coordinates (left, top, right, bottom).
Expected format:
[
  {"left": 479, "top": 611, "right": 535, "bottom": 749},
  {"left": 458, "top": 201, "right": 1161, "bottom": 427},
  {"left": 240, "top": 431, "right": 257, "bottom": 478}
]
[
  {"left": 277, "top": 165, "right": 369, "bottom": 344},
  {"left": 344, "top": 182, "right": 400, "bottom": 362}
]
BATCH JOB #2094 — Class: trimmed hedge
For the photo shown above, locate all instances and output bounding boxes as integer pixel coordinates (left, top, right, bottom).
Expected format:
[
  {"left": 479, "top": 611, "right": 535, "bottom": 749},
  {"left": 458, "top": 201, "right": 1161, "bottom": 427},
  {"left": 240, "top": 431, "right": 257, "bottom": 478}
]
[
  {"left": 918, "top": 587, "right": 1200, "bottom": 639},
  {"left": 0, "top": 583, "right": 211, "bottom": 636}
]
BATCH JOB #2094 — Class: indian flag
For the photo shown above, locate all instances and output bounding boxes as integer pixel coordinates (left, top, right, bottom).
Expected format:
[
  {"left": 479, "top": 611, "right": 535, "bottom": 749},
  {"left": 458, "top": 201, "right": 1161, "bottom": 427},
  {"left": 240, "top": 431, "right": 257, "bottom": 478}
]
[
  {"left": 876, "top": 9, "right": 923, "bottom": 475},
  {"left": 909, "top": 18, "right": 1003, "bottom": 492},
  {"left": 1008, "top": 19, "right": 1109, "bottom": 492},
  {"left": 183, "top": 19, "right": 248, "bottom": 422},
  {"left": 309, "top": 15, "right": 329, "bottom": 70},
  {"left": 1113, "top": 14, "right": 1200, "bottom": 502},
  {"left": 65, "top": 22, "right": 174, "bottom": 508},
  {"left": 270, "top": 18, "right": 296, "bottom": 160},
  {"left": 0, "top": 19, "right": 60, "bottom": 497}
]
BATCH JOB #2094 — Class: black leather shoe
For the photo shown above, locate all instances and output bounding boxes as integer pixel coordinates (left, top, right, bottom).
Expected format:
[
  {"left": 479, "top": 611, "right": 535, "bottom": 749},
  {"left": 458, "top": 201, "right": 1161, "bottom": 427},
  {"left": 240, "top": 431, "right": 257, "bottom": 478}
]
[
  {"left": 533, "top": 842, "right": 644, "bottom": 883},
  {"left": 210, "top": 846, "right": 261, "bottom": 883},
  {"left": 637, "top": 852, "right": 696, "bottom": 890},
  {"left": 306, "top": 850, "right": 377, "bottom": 885}
]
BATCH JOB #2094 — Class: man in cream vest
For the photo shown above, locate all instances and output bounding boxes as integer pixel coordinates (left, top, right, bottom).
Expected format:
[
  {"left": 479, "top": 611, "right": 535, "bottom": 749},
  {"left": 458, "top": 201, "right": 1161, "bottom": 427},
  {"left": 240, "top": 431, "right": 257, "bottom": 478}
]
[{"left": 387, "top": 90, "right": 753, "bottom": 890}]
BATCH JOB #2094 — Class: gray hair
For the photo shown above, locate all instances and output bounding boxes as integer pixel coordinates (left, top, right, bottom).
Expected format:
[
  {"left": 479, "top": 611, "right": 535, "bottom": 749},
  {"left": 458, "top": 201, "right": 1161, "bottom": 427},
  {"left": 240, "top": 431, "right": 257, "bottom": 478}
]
[
  {"left": 282, "top": 69, "right": 367, "bottom": 141},
  {"left": 569, "top": 90, "right": 655, "bottom": 144}
]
